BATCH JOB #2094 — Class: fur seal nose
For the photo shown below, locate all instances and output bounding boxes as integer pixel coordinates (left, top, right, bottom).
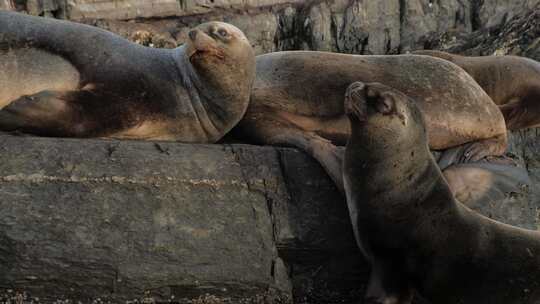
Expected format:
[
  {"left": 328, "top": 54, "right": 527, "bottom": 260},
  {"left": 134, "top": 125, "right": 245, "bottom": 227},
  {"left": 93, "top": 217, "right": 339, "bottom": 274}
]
[
  {"left": 189, "top": 30, "right": 198, "bottom": 40},
  {"left": 345, "top": 81, "right": 368, "bottom": 120}
]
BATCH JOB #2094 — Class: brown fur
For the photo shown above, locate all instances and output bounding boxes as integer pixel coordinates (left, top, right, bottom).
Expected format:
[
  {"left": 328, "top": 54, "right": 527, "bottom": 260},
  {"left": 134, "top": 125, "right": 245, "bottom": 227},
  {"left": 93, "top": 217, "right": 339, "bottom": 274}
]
[
  {"left": 0, "top": 12, "right": 255, "bottom": 143},
  {"left": 344, "top": 81, "right": 540, "bottom": 304},
  {"left": 413, "top": 50, "right": 540, "bottom": 130},
  {"left": 232, "top": 51, "right": 507, "bottom": 191}
]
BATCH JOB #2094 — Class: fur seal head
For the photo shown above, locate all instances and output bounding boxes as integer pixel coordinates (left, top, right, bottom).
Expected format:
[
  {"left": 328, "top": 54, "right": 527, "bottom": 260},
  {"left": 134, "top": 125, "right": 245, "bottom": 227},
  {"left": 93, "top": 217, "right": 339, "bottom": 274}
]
[
  {"left": 179, "top": 21, "right": 255, "bottom": 141},
  {"left": 344, "top": 81, "right": 427, "bottom": 158}
]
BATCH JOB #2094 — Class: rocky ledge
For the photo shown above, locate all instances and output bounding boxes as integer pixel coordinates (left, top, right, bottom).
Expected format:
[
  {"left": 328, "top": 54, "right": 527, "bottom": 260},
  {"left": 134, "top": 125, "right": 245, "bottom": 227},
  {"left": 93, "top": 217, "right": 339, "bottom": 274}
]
[{"left": 0, "top": 128, "right": 538, "bottom": 304}]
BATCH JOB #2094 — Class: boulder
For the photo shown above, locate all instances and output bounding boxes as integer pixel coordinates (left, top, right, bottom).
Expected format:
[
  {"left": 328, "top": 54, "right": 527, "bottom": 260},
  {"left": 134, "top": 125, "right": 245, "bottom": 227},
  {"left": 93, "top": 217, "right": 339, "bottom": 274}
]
[
  {"left": 0, "top": 130, "right": 538, "bottom": 303},
  {"left": 0, "top": 136, "right": 292, "bottom": 303}
]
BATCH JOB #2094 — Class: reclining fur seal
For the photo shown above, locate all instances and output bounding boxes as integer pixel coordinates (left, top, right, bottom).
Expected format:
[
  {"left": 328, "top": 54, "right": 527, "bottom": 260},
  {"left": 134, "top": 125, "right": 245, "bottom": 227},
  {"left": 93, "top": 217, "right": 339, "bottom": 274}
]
[
  {"left": 414, "top": 50, "right": 540, "bottom": 131},
  {"left": 0, "top": 11, "right": 255, "bottom": 142},
  {"left": 233, "top": 51, "right": 507, "bottom": 191}
]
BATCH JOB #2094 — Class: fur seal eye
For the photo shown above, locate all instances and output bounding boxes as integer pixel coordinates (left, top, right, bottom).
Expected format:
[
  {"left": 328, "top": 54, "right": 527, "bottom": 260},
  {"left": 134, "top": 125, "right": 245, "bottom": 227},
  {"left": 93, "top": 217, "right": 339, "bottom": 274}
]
[{"left": 217, "top": 28, "right": 229, "bottom": 38}]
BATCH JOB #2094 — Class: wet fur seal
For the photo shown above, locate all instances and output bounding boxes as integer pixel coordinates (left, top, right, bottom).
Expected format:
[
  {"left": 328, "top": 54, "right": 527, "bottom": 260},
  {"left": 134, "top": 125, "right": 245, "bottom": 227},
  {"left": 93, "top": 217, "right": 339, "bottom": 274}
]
[
  {"left": 414, "top": 50, "right": 540, "bottom": 131},
  {"left": 233, "top": 51, "right": 507, "bottom": 191},
  {"left": 343, "top": 81, "right": 540, "bottom": 304},
  {"left": 0, "top": 11, "right": 255, "bottom": 142}
]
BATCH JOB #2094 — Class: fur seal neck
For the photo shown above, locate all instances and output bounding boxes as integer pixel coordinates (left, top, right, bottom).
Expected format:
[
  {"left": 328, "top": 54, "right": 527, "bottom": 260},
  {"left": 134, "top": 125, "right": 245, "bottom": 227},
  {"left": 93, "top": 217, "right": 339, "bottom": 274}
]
[
  {"left": 175, "top": 22, "right": 255, "bottom": 142},
  {"left": 344, "top": 82, "right": 437, "bottom": 202},
  {"left": 173, "top": 45, "right": 220, "bottom": 140}
]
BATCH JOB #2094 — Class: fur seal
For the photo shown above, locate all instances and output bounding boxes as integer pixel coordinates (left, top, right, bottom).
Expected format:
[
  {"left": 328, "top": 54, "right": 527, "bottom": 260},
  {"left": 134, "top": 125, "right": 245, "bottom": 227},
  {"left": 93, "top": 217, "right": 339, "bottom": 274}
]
[
  {"left": 413, "top": 50, "right": 540, "bottom": 131},
  {"left": 233, "top": 51, "right": 507, "bottom": 190},
  {"left": 0, "top": 11, "right": 255, "bottom": 142},
  {"left": 343, "top": 81, "right": 540, "bottom": 304}
]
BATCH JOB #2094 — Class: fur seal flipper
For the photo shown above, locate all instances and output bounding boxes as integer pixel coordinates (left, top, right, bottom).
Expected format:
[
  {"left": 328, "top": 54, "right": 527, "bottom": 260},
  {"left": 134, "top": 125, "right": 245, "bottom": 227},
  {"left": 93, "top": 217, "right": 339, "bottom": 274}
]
[
  {"left": 0, "top": 11, "right": 255, "bottom": 142},
  {"left": 343, "top": 81, "right": 540, "bottom": 304}
]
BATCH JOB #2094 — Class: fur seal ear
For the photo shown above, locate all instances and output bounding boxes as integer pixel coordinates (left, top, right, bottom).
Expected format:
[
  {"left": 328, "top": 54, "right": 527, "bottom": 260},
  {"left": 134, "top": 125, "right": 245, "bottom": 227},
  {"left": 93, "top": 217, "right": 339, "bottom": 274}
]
[
  {"left": 345, "top": 81, "right": 398, "bottom": 120},
  {"left": 366, "top": 84, "right": 396, "bottom": 115}
]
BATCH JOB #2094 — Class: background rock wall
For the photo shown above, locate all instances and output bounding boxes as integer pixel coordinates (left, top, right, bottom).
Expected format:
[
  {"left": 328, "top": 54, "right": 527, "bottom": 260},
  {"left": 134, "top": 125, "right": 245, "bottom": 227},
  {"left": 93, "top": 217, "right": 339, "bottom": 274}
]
[
  {"left": 1, "top": 1, "right": 540, "bottom": 303},
  {"left": 1, "top": 0, "right": 539, "bottom": 54}
]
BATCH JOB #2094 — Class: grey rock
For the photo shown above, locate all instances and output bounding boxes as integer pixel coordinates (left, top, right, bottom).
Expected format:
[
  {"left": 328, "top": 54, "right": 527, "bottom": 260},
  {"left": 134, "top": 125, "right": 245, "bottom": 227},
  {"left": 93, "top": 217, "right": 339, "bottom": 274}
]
[
  {"left": 0, "top": 0, "right": 14, "bottom": 10},
  {"left": 425, "top": 4, "right": 540, "bottom": 60},
  {"left": 1, "top": 133, "right": 539, "bottom": 303},
  {"left": 0, "top": 135, "right": 291, "bottom": 303},
  {"left": 509, "top": 129, "right": 540, "bottom": 228},
  {"left": 2, "top": 0, "right": 539, "bottom": 55},
  {"left": 400, "top": 0, "right": 472, "bottom": 52},
  {"left": 477, "top": 0, "right": 540, "bottom": 28}
]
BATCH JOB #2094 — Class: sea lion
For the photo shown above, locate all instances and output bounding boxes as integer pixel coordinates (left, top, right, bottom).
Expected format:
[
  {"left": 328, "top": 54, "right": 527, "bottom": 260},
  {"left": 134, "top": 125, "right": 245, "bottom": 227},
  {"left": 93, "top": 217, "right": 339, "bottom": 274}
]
[
  {"left": 413, "top": 50, "right": 540, "bottom": 130},
  {"left": 343, "top": 81, "right": 540, "bottom": 304},
  {"left": 233, "top": 51, "right": 507, "bottom": 191},
  {"left": 0, "top": 11, "right": 255, "bottom": 142}
]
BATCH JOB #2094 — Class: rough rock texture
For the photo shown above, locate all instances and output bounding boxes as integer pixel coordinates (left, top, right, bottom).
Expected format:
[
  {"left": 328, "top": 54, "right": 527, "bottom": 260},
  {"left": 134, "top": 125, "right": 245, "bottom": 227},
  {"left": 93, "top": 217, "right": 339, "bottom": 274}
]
[
  {"left": 2, "top": 0, "right": 538, "bottom": 54},
  {"left": 0, "top": 136, "right": 292, "bottom": 303},
  {"left": 399, "top": 0, "right": 472, "bottom": 52},
  {"left": 476, "top": 0, "right": 540, "bottom": 28},
  {"left": 0, "top": 135, "right": 360, "bottom": 303},
  {"left": 425, "top": 4, "right": 540, "bottom": 61},
  {"left": 0, "top": 131, "right": 539, "bottom": 304},
  {"left": 509, "top": 129, "right": 540, "bottom": 231}
]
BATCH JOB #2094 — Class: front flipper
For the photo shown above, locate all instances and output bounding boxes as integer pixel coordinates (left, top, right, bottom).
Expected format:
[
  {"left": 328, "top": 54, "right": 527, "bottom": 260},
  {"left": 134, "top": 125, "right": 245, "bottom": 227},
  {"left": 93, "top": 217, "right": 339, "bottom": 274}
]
[
  {"left": 0, "top": 89, "right": 119, "bottom": 137},
  {"left": 233, "top": 113, "right": 346, "bottom": 195},
  {"left": 269, "top": 129, "right": 346, "bottom": 195},
  {"left": 458, "top": 133, "right": 507, "bottom": 163},
  {"left": 436, "top": 134, "right": 507, "bottom": 170}
]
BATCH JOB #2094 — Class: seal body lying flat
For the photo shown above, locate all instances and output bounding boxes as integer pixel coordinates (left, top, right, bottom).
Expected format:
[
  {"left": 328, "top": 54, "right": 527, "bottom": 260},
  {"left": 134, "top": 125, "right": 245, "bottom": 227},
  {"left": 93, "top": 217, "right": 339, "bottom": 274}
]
[
  {"left": 343, "top": 81, "right": 540, "bottom": 304},
  {"left": 0, "top": 11, "right": 255, "bottom": 142},
  {"left": 233, "top": 51, "right": 507, "bottom": 190},
  {"left": 414, "top": 50, "right": 540, "bottom": 130}
]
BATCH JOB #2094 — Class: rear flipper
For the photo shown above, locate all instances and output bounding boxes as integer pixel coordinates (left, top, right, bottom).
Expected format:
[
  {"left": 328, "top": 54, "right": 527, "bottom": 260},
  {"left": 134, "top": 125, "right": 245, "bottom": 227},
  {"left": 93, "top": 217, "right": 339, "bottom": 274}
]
[
  {"left": 0, "top": 89, "right": 119, "bottom": 137},
  {"left": 435, "top": 135, "right": 508, "bottom": 171},
  {"left": 442, "top": 157, "right": 533, "bottom": 209}
]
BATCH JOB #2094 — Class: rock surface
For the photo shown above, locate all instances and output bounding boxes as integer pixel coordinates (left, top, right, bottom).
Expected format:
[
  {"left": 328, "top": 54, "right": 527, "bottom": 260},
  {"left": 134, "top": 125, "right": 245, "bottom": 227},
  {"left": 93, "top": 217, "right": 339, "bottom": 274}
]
[
  {"left": 0, "top": 136, "right": 291, "bottom": 303},
  {"left": 425, "top": 4, "right": 540, "bottom": 61},
  {"left": 0, "top": 135, "right": 361, "bottom": 303},
  {"left": 2, "top": 0, "right": 538, "bottom": 54},
  {"left": 0, "top": 131, "right": 538, "bottom": 303}
]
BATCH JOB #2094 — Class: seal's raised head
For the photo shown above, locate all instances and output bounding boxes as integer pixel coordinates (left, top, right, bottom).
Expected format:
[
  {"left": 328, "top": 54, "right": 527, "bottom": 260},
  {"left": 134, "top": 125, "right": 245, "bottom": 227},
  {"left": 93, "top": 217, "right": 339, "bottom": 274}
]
[{"left": 344, "top": 81, "right": 427, "bottom": 155}]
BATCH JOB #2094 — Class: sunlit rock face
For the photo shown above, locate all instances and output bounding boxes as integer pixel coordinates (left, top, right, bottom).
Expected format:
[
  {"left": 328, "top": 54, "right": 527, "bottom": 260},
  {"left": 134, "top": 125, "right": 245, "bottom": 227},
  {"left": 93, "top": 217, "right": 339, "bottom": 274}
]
[{"left": 2, "top": 0, "right": 536, "bottom": 55}]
